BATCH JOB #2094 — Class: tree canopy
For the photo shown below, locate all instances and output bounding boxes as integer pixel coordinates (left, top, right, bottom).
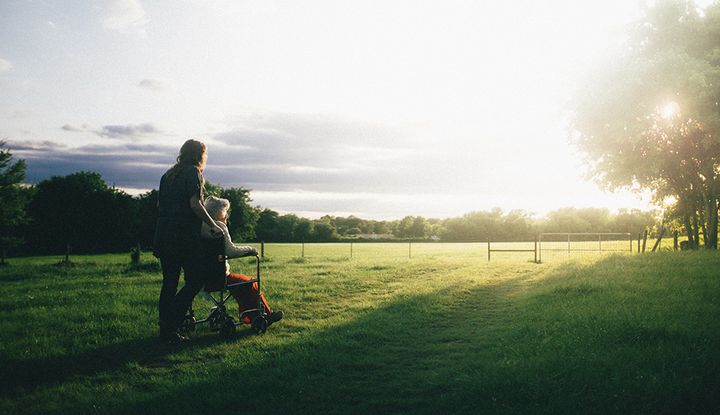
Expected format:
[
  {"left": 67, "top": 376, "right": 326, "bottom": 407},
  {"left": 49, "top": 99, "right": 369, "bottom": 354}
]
[
  {"left": 0, "top": 142, "right": 30, "bottom": 263},
  {"left": 572, "top": 0, "right": 720, "bottom": 248},
  {"left": 26, "top": 171, "right": 135, "bottom": 254}
]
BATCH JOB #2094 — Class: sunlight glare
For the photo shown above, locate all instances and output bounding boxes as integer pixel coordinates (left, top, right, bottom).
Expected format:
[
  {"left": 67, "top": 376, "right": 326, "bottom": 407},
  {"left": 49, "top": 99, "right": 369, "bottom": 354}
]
[{"left": 660, "top": 101, "right": 680, "bottom": 119}]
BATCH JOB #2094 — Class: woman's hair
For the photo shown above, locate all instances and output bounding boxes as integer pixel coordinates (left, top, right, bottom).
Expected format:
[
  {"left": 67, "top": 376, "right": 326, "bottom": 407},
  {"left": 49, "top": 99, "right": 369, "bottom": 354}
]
[
  {"left": 166, "top": 139, "right": 207, "bottom": 182},
  {"left": 176, "top": 139, "right": 207, "bottom": 171},
  {"left": 204, "top": 196, "right": 230, "bottom": 221}
]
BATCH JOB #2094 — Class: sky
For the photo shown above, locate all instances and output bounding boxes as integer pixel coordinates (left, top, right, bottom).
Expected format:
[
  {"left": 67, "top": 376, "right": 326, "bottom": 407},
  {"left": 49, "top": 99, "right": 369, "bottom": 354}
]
[{"left": 2, "top": 0, "right": 714, "bottom": 219}]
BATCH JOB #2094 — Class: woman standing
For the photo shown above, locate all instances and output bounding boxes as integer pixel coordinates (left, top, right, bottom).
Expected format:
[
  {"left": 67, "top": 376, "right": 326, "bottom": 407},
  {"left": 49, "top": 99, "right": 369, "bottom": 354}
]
[{"left": 153, "top": 139, "right": 223, "bottom": 343}]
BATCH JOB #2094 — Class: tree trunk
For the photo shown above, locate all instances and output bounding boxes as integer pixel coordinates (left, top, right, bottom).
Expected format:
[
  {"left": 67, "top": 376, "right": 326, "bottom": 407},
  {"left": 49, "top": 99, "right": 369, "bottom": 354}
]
[
  {"left": 693, "top": 208, "right": 700, "bottom": 249},
  {"left": 683, "top": 212, "right": 695, "bottom": 249},
  {"left": 699, "top": 203, "right": 708, "bottom": 248},
  {"left": 651, "top": 226, "right": 666, "bottom": 252},
  {"left": 707, "top": 197, "right": 718, "bottom": 250}
]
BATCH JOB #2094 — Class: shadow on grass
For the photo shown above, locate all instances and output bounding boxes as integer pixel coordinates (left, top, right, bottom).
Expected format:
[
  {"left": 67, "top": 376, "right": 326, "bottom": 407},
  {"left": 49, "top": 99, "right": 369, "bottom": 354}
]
[
  {"left": 0, "top": 325, "right": 258, "bottom": 398},
  {"left": 106, "top": 255, "right": 719, "bottom": 415},
  {"left": 4, "top": 254, "right": 720, "bottom": 414}
]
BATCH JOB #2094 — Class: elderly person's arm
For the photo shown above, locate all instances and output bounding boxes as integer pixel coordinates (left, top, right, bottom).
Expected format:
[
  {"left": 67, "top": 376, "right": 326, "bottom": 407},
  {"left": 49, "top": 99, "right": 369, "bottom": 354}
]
[
  {"left": 201, "top": 196, "right": 258, "bottom": 258},
  {"left": 217, "top": 221, "right": 258, "bottom": 258}
]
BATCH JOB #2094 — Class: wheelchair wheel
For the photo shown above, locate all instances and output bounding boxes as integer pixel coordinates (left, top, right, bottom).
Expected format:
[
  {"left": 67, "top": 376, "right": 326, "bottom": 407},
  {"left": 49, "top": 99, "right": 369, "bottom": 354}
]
[
  {"left": 179, "top": 315, "right": 196, "bottom": 333},
  {"left": 220, "top": 317, "right": 236, "bottom": 338},
  {"left": 251, "top": 315, "right": 267, "bottom": 335},
  {"left": 209, "top": 306, "right": 225, "bottom": 331}
]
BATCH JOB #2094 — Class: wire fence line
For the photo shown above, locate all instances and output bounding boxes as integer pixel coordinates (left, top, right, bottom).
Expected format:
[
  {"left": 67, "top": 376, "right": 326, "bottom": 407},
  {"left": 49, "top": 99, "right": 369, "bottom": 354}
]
[{"left": 243, "top": 233, "right": 638, "bottom": 262}]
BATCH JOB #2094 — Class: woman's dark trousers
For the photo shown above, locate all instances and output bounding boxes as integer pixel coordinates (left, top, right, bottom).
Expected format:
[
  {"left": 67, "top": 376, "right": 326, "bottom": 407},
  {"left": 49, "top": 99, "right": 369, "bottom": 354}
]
[{"left": 159, "top": 254, "right": 204, "bottom": 334}]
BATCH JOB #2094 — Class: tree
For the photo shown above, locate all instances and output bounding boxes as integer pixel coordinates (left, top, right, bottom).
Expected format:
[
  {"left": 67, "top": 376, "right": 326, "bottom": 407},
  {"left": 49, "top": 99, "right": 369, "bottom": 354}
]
[
  {"left": 0, "top": 142, "right": 30, "bottom": 263},
  {"left": 612, "top": 208, "right": 660, "bottom": 235},
  {"left": 572, "top": 0, "right": 720, "bottom": 249},
  {"left": 312, "top": 220, "right": 337, "bottom": 241},
  {"left": 254, "top": 208, "right": 280, "bottom": 242},
  {"left": 133, "top": 190, "right": 158, "bottom": 249},
  {"left": 277, "top": 214, "right": 299, "bottom": 241},
  {"left": 220, "top": 187, "right": 259, "bottom": 242},
  {"left": 409, "top": 216, "right": 428, "bottom": 239},
  {"left": 335, "top": 215, "right": 363, "bottom": 235},
  {"left": 26, "top": 172, "right": 135, "bottom": 254},
  {"left": 295, "top": 217, "right": 314, "bottom": 241}
]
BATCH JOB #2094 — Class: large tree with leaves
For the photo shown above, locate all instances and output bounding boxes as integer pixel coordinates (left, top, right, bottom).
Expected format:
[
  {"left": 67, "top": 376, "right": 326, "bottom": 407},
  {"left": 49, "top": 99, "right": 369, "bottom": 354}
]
[
  {"left": 0, "top": 141, "right": 31, "bottom": 263},
  {"left": 572, "top": 0, "right": 720, "bottom": 249},
  {"left": 26, "top": 171, "right": 135, "bottom": 254}
]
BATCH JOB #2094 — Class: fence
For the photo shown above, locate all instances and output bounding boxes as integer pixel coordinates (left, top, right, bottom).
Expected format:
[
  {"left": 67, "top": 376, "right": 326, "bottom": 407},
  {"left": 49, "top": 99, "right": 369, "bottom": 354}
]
[
  {"left": 538, "top": 233, "right": 633, "bottom": 262},
  {"left": 246, "top": 235, "right": 635, "bottom": 262},
  {"left": 487, "top": 237, "right": 538, "bottom": 263}
]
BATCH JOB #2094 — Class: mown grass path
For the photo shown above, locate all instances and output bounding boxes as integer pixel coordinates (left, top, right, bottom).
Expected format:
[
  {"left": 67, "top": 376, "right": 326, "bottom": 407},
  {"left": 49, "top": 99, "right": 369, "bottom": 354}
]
[{"left": 0, "top": 251, "right": 718, "bottom": 414}]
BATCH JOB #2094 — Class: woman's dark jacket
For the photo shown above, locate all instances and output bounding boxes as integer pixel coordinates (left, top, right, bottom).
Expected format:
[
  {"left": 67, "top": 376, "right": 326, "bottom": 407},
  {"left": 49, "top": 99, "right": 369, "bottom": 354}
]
[{"left": 153, "top": 165, "right": 204, "bottom": 258}]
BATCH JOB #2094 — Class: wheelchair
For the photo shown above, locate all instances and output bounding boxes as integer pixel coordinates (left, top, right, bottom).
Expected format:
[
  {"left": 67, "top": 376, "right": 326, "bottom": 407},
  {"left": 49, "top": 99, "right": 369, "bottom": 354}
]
[{"left": 180, "top": 237, "right": 269, "bottom": 337}]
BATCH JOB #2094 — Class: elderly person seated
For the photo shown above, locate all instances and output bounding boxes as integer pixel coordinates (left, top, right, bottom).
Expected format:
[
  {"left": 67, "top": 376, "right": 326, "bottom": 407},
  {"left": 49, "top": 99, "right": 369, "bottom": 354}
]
[{"left": 200, "top": 196, "right": 283, "bottom": 326}]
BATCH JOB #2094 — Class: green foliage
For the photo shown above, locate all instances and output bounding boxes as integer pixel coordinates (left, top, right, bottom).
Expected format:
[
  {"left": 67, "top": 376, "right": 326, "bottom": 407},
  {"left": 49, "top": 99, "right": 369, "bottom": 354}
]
[
  {"left": 133, "top": 190, "right": 158, "bottom": 249},
  {"left": 572, "top": 0, "right": 720, "bottom": 249},
  {"left": 441, "top": 208, "right": 532, "bottom": 241},
  {"left": 219, "top": 186, "right": 258, "bottom": 242},
  {"left": 311, "top": 220, "right": 337, "bottom": 241},
  {"left": 26, "top": 171, "right": 135, "bottom": 254},
  {"left": 0, "top": 142, "right": 28, "bottom": 227},
  {"left": 0, "top": 142, "right": 30, "bottom": 262},
  {"left": 254, "top": 208, "right": 280, "bottom": 242},
  {"left": 395, "top": 216, "right": 428, "bottom": 239}
]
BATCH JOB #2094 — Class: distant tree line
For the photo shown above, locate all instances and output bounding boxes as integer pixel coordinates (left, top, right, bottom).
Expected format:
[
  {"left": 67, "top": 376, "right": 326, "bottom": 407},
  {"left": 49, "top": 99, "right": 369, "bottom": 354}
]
[{"left": 1, "top": 143, "right": 666, "bottom": 257}]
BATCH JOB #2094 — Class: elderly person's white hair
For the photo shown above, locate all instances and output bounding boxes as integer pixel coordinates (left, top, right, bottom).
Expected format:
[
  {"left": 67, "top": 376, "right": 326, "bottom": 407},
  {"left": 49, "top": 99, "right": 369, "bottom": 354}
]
[{"left": 204, "top": 196, "right": 231, "bottom": 220}]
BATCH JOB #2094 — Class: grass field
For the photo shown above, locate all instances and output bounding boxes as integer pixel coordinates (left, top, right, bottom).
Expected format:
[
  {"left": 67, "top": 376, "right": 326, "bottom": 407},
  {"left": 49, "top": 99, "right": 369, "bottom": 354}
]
[{"left": 0, "top": 246, "right": 718, "bottom": 414}]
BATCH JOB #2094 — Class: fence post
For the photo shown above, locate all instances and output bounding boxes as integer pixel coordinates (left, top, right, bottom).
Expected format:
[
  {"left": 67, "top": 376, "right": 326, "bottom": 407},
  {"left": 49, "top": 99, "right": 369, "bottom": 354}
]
[
  {"left": 409, "top": 241, "right": 412, "bottom": 259},
  {"left": 637, "top": 233, "right": 641, "bottom": 253},
  {"left": 487, "top": 237, "right": 490, "bottom": 262},
  {"left": 302, "top": 241, "right": 305, "bottom": 258},
  {"left": 598, "top": 234, "right": 602, "bottom": 252},
  {"left": 642, "top": 229, "right": 648, "bottom": 253},
  {"left": 538, "top": 234, "right": 542, "bottom": 263},
  {"left": 567, "top": 234, "right": 571, "bottom": 255},
  {"left": 350, "top": 242, "right": 353, "bottom": 259},
  {"left": 673, "top": 231, "right": 679, "bottom": 251},
  {"left": 261, "top": 241, "right": 265, "bottom": 258},
  {"left": 534, "top": 235, "right": 538, "bottom": 263}
]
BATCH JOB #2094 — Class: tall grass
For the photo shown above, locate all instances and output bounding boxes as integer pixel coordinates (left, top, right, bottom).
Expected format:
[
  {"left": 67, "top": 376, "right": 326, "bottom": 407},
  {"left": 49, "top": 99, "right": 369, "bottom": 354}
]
[{"left": 0, "top": 250, "right": 718, "bottom": 414}]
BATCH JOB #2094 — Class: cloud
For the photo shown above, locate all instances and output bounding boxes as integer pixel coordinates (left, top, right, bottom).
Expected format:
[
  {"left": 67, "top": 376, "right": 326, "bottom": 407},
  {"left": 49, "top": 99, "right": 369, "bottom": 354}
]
[
  {"left": 96, "top": 123, "right": 160, "bottom": 138},
  {"left": 8, "top": 110, "right": 33, "bottom": 119},
  {"left": 8, "top": 111, "right": 431, "bottom": 194},
  {"left": 6, "top": 140, "right": 67, "bottom": 152},
  {"left": 103, "top": 0, "right": 147, "bottom": 35},
  {"left": 206, "top": 111, "right": 451, "bottom": 194},
  {"left": 0, "top": 58, "right": 12, "bottom": 74},
  {"left": 7, "top": 112, "right": 470, "bottom": 217},
  {"left": 10, "top": 140, "right": 174, "bottom": 189},
  {"left": 61, "top": 124, "right": 85, "bottom": 132},
  {"left": 138, "top": 78, "right": 172, "bottom": 92}
]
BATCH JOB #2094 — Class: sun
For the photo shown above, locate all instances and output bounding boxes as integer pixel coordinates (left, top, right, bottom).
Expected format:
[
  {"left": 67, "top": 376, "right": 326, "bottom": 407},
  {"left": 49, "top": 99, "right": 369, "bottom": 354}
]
[{"left": 660, "top": 101, "right": 680, "bottom": 119}]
